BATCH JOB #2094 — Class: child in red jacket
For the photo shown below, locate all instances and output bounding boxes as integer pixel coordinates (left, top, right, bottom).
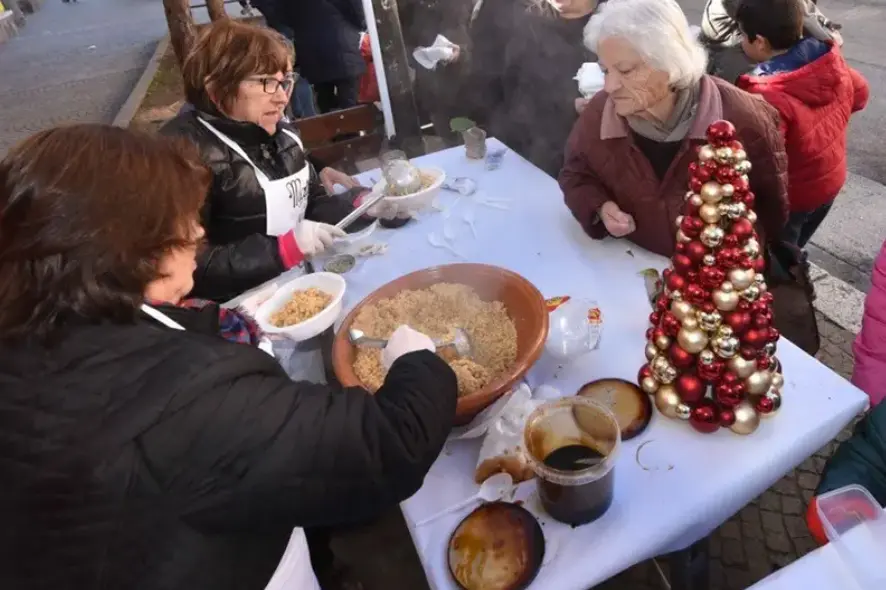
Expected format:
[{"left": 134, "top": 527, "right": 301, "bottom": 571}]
[{"left": 735, "top": 0, "right": 868, "bottom": 248}]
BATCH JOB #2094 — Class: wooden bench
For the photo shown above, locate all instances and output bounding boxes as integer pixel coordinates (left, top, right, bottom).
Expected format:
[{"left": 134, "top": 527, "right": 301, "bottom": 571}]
[{"left": 294, "top": 104, "right": 385, "bottom": 174}]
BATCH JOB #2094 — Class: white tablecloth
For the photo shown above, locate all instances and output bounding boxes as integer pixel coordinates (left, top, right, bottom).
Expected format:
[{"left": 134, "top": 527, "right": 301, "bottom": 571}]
[{"left": 288, "top": 140, "right": 871, "bottom": 590}]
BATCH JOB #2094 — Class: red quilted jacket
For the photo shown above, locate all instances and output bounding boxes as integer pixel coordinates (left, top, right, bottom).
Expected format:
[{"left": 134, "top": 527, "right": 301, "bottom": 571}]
[{"left": 739, "top": 40, "right": 869, "bottom": 212}]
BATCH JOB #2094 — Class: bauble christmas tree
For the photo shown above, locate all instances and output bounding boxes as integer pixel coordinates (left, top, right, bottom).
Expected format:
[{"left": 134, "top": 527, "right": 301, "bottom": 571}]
[{"left": 638, "top": 120, "right": 783, "bottom": 435}]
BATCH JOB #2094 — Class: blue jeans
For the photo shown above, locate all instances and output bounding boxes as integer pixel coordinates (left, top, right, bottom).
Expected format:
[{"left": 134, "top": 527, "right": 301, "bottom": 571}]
[
  {"left": 291, "top": 75, "right": 317, "bottom": 119},
  {"left": 782, "top": 201, "right": 834, "bottom": 248}
]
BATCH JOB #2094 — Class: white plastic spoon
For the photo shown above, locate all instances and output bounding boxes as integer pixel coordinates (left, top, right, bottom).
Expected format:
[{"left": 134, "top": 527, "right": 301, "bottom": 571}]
[
  {"left": 415, "top": 473, "right": 514, "bottom": 527},
  {"left": 428, "top": 232, "right": 463, "bottom": 258},
  {"left": 463, "top": 207, "right": 478, "bottom": 238}
]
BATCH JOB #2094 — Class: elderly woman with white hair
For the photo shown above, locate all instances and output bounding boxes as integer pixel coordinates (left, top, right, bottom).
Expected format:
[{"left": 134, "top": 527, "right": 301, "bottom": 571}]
[{"left": 559, "top": 0, "right": 789, "bottom": 258}]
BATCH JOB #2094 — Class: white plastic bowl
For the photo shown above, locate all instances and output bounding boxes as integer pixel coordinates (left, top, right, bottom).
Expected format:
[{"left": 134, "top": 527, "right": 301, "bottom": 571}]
[
  {"left": 376, "top": 166, "right": 446, "bottom": 214},
  {"left": 255, "top": 272, "right": 346, "bottom": 342},
  {"left": 331, "top": 219, "right": 379, "bottom": 255}
]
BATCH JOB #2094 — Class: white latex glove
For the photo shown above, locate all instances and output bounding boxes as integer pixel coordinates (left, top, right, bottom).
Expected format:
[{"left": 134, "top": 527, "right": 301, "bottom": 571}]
[
  {"left": 294, "top": 220, "right": 346, "bottom": 256},
  {"left": 382, "top": 325, "right": 436, "bottom": 369}
]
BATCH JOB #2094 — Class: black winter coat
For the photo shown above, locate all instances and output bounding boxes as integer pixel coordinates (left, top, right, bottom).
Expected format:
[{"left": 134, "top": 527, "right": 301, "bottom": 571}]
[
  {"left": 161, "top": 110, "right": 361, "bottom": 303},
  {"left": 466, "top": 4, "right": 595, "bottom": 177},
  {"left": 280, "top": 0, "right": 366, "bottom": 84},
  {"left": 0, "top": 306, "right": 458, "bottom": 590}
]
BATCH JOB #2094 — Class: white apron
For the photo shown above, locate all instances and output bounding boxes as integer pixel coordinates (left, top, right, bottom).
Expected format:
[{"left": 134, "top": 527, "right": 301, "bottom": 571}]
[
  {"left": 140, "top": 304, "right": 320, "bottom": 590},
  {"left": 197, "top": 118, "right": 311, "bottom": 237}
]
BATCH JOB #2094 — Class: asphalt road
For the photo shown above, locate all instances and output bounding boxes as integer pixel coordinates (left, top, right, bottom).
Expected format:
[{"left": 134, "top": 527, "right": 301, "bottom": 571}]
[{"left": 680, "top": 0, "right": 886, "bottom": 293}]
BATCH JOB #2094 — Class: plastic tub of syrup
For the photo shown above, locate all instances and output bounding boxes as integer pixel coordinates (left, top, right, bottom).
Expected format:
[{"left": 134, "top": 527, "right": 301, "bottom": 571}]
[{"left": 523, "top": 397, "right": 621, "bottom": 526}]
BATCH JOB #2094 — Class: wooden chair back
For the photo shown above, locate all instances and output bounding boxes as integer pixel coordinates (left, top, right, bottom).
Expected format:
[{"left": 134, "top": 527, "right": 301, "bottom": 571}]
[{"left": 294, "top": 104, "right": 384, "bottom": 174}]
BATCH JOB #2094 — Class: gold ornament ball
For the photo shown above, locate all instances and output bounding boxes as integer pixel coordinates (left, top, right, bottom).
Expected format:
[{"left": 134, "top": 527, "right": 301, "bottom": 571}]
[
  {"left": 731, "top": 202, "right": 748, "bottom": 219},
  {"left": 682, "top": 316, "right": 700, "bottom": 330},
  {"left": 676, "top": 230, "right": 692, "bottom": 243},
  {"left": 698, "top": 144, "right": 716, "bottom": 162},
  {"left": 671, "top": 300, "right": 695, "bottom": 321},
  {"left": 703, "top": 254, "right": 717, "bottom": 267},
  {"left": 684, "top": 190, "right": 695, "bottom": 201},
  {"left": 721, "top": 183, "right": 735, "bottom": 198},
  {"left": 699, "top": 203, "right": 721, "bottom": 224},
  {"left": 678, "top": 326, "right": 709, "bottom": 354},
  {"left": 645, "top": 342, "right": 659, "bottom": 361},
  {"left": 701, "top": 225, "right": 725, "bottom": 248},
  {"left": 654, "top": 385, "right": 683, "bottom": 419},
  {"left": 717, "top": 325, "right": 734, "bottom": 338},
  {"left": 729, "top": 356, "right": 757, "bottom": 379},
  {"left": 734, "top": 150, "right": 749, "bottom": 164},
  {"left": 745, "top": 370, "right": 773, "bottom": 395},
  {"left": 728, "top": 268, "right": 755, "bottom": 290},
  {"left": 747, "top": 210, "right": 758, "bottom": 224},
  {"left": 700, "top": 181, "right": 723, "bottom": 204},
  {"left": 675, "top": 215, "right": 684, "bottom": 228},
  {"left": 676, "top": 403, "right": 692, "bottom": 420},
  {"left": 699, "top": 349, "right": 716, "bottom": 365},
  {"left": 730, "top": 401, "right": 761, "bottom": 435},
  {"left": 771, "top": 373, "right": 785, "bottom": 389},
  {"left": 744, "top": 239, "right": 761, "bottom": 258},
  {"left": 697, "top": 310, "right": 722, "bottom": 332},
  {"left": 652, "top": 355, "right": 678, "bottom": 384},
  {"left": 655, "top": 333, "right": 672, "bottom": 350},
  {"left": 689, "top": 194, "right": 704, "bottom": 208},
  {"left": 712, "top": 334, "right": 740, "bottom": 359},
  {"left": 763, "top": 342, "right": 778, "bottom": 356},
  {"left": 715, "top": 146, "right": 734, "bottom": 163},
  {"left": 741, "top": 284, "right": 761, "bottom": 302},
  {"left": 641, "top": 376, "right": 660, "bottom": 394},
  {"left": 712, "top": 287, "right": 739, "bottom": 312},
  {"left": 670, "top": 290, "right": 684, "bottom": 302}
]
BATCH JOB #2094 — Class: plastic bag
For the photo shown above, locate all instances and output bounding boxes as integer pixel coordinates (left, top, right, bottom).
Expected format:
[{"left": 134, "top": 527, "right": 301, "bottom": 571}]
[{"left": 474, "top": 386, "right": 542, "bottom": 484}]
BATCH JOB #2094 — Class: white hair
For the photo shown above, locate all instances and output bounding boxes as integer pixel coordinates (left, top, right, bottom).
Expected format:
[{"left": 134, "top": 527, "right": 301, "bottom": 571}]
[{"left": 583, "top": 0, "right": 708, "bottom": 90}]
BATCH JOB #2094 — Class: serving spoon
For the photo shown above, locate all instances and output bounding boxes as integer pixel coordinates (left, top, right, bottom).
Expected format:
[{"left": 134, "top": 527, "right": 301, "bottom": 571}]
[{"left": 349, "top": 327, "right": 473, "bottom": 358}]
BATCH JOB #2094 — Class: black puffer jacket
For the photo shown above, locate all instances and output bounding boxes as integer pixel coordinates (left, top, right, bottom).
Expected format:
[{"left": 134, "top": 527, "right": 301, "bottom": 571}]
[
  {"left": 280, "top": 0, "right": 366, "bottom": 84},
  {"left": 466, "top": 3, "right": 596, "bottom": 177},
  {"left": 161, "top": 110, "right": 362, "bottom": 303},
  {"left": 0, "top": 307, "right": 458, "bottom": 590}
]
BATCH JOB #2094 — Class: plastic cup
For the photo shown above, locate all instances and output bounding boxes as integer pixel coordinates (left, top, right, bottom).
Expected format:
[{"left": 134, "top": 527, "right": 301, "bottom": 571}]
[
  {"left": 463, "top": 127, "right": 487, "bottom": 160},
  {"left": 523, "top": 397, "right": 620, "bottom": 526}
]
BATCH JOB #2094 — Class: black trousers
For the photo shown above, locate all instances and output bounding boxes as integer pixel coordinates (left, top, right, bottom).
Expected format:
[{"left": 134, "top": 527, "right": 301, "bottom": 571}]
[{"left": 315, "top": 77, "right": 360, "bottom": 113}]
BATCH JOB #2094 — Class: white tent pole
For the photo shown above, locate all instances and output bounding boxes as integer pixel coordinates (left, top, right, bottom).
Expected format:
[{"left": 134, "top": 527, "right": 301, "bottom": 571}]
[{"left": 362, "top": 0, "right": 397, "bottom": 139}]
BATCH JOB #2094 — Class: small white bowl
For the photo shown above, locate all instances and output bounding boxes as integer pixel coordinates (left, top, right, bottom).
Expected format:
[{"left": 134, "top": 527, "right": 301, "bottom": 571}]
[
  {"left": 255, "top": 272, "right": 346, "bottom": 342},
  {"left": 331, "top": 219, "right": 379, "bottom": 255},
  {"left": 376, "top": 166, "right": 446, "bottom": 214}
]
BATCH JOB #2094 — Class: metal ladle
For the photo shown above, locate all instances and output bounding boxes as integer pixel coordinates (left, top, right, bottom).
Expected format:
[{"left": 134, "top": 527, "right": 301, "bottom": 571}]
[{"left": 349, "top": 327, "right": 473, "bottom": 358}]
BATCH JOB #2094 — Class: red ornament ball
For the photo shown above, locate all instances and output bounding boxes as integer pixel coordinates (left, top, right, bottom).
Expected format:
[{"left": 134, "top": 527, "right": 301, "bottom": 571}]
[
  {"left": 646, "top": 327, "right": 655, "bottom": 341},
  {"left": 768, "top": 327, "right": 781, "bottom": 343},
  {"left": 697, "top": 358, "right": 725, "bottom": 382},
  {"left": 684, "top": 199, "right": 701, "bottom": 217},
  {"left": 700, "top": 302, "right": 716, "bottom": 314},
  {"left": 638, "top": 364, "right": 653, "bottom": 383},
  {"left": 730, "top": 218, "right": 754, "bottom": 240},
  {"left": 669, "top": 344, "right": 697, "bottom": 369},
  {"left": 686, "top": 284, "right": 708, "bottom": 305},
  {"left": 750, "top": 300, "right": 769, "bottom": 315},
  {"left": 700, "top": 266, "right": 726, "bottom": 289},
  {"left": 662, "top": 312, "right": 681, "bottom": 337},
  {"left": 760, "top": 291, "right": 775, "bottom": 305},
  {"left": 755, "top": 395, "right": 776, "bottom": 415},
  {"left": 752, "top": 313, "right": 772, "bottom": 328},
  {"left": 715, "top": 166, "right": 739, "bottom": 184},
  {"left": 737, "top": 300, "right": 751, "bottom": 312},
  {"left": 649, "top": 311, "right": 662, "bottom": 326},
  {"left": 707, "top": 120, "right": 737, "bottom": 143},
  {"left": 717, "top": 247, "right": 743, "bottom": 269},
  {"left": 715, "top": 383, "right": 743, "bottom": 408},
  {"left": 756, "top": 356, "right": 771, "bottom": 371},
  {"left": 723, "top": 235, "right": 740, "bottom": 248},
  {"left": 675, "top": 242, "right": 687, "bottom": 253},
  {"left": 721, "top": 370, "right": 740, "bottom": 386},
  {"left": 741, "top": 346, "right": 758, "bottom": 360},
  {"left": 680, "top": 216, "right": 703, "bottom": 238},
  {"left": 719, "top": 409, "right": 737, "bottom": 427},
  {"left": 753, "top": 257, "right": 766, "bottom": 273},
  {"left": 686, "top": 271, "right": 700, "bottom": 284},
  {"left": 689, "top": 177, "right": 704, "bottom": 193},
  {"left": 743, "top": 329, "right": 769, "bottom": 349},
  {"left": 689, "top": 401, "right": 721, "bottom": 433},
  {"left": 676, "top": 374, "right": 706, "bottom": 403},
  {"left": 653, "top": 326, "right": 668, "bottom": 342},
  {"left": 656, "top": 296, "right": 669, "bottom": 312},
  {"left": 742, "top": 191, "right": 756, "bottom": 208},
  {"left": 685, "top": 241, "right": 709, "bottom": 263},
  {"left": 732, "top": 175, "right": 750, "bottom": 194},
  {"left": 673, "top": 254, "right": 695, "bottom": 274},
  {"left": 666, "top": 272, "right": 687, "bottom": 293},
  {"left": 725, "top": 311, "right": 752, "bottom": 334}
]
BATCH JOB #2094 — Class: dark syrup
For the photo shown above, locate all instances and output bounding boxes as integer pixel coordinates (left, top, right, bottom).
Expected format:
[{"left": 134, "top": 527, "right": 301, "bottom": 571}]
[{"left": 539, "top": 444, "right": 614, "bottom": 527}]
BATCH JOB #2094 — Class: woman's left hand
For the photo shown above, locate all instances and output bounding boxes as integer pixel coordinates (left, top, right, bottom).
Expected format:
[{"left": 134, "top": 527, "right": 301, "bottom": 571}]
[{"left": 319, "top": 167, "right": 360, "bottom": 194}]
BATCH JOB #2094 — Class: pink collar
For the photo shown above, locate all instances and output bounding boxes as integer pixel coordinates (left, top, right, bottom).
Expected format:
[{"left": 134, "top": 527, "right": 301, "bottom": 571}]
[{"left": 600, "top": 75, "right": 724, "bottom": 141}]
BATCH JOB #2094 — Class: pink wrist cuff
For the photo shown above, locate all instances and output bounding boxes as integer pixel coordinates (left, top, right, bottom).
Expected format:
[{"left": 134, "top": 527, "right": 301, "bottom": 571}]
[
  {"left": 277, "top": 231, "right": 305, "bottom": 269},
  {"left": 352, "top": 189, "right": 372, "bottom": 208}
]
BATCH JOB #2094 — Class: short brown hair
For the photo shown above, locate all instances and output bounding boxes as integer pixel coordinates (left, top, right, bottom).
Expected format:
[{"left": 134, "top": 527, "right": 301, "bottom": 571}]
[
  {"left": 0, "top": 124, "right": 210, "bottom": 343},
  {"left": 182, "top": 19, "right": 294, "bottom": 114},
  {"left": 736, "top": 0, "right": 804, "bottom": 50}
]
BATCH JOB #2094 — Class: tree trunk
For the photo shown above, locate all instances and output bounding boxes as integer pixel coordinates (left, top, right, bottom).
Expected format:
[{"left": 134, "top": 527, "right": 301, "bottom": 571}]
[
  {"left": 370, "top": 0, "right": 424, "bottom": 156},
  {"left": 206, "top": 0, "right": 227, "bottom": 21},
  {"left": 163, "top": 0, "right": 196, "bottom": 68}
]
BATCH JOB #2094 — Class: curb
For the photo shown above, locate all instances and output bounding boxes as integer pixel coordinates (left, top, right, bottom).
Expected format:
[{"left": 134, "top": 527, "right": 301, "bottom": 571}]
[
  {"left": 811, "top": 263, "right": 865, "bottom": 335},
  {"left": 112, "top": 34, "right": 170, "bottom": 128}
]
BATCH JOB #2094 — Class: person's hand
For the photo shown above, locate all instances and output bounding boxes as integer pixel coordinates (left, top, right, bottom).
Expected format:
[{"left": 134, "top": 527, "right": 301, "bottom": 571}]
[
  {"left": 382, "top": 325, "right": 436, "bottom": 369},
  {"left": 319, "top": 167, "right": 359, "bottom": 194},
  {"left": 599, "top": 201, "right": 636, "bottom": 237},
  {"left": 354, "top": 188, "right": 413, "bottom": 220},
  {"left": 575, "top": 97, "right": 590, "bottom": 114},
  {"left": 293, "top": 220, "right": 346, "bottom": 256},
  {"left": 445, "top": 45, "right": 462, "bottom": 64}
]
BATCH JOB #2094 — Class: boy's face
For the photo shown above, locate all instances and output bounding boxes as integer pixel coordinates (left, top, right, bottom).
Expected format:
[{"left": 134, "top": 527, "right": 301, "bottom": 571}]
[{"left": 739, "top": 30, "right": 772, "bottom": 63}]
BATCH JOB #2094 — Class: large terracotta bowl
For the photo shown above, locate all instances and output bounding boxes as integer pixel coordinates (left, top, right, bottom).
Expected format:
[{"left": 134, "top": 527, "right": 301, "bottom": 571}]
[{"left": 332, "top": 263, "right": 549, "bottom": 425}]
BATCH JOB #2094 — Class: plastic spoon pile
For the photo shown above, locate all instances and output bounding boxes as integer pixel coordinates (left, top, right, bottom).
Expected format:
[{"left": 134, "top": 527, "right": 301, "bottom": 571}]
[{"left": 415, "top": 473, "right": 514, "bottom": 527}]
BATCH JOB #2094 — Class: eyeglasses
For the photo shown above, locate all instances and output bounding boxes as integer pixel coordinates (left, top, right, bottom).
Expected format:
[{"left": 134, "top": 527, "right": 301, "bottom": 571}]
[{"left": 246, "top": 74, "right": 297, "bottom": 94}]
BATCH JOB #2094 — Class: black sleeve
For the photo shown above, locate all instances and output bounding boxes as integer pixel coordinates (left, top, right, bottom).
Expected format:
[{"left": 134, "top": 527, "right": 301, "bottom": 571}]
[
  {"left": 190, "top": 171, "right": 286, "bottom": 302},
  {"left": 138, "top": 348, "right": 458, "bottom": 532}
]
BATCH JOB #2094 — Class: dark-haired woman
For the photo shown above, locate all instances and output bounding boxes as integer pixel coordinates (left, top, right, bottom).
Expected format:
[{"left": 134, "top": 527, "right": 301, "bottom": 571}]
[{"left": 0, "top": 124, "right": 457, "bottom": 590}]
